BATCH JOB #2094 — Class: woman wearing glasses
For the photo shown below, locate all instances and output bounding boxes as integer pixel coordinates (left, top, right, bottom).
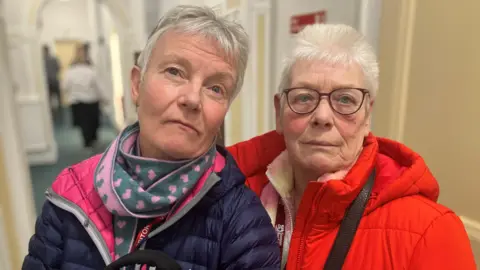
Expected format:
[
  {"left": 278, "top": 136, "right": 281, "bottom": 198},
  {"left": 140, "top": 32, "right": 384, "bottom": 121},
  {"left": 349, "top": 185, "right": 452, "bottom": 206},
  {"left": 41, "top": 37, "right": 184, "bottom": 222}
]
[{"left": 240, "top": 24, "right": 476, "bottom": 269}]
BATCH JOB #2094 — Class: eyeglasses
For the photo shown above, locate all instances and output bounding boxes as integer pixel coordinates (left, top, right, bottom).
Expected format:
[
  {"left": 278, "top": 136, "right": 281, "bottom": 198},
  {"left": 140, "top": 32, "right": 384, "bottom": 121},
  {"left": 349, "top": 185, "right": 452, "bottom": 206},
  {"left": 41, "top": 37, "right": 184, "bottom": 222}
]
[{"left": 282, "top": 87, "right": 370, "bottom": 115}]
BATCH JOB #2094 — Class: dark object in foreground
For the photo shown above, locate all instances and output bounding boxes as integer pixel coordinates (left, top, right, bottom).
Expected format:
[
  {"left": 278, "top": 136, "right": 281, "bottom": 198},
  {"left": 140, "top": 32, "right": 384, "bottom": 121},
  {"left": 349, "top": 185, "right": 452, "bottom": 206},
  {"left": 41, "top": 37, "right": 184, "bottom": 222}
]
[{"left": 104, "top": 249, "right": 181, "bottom": 270}]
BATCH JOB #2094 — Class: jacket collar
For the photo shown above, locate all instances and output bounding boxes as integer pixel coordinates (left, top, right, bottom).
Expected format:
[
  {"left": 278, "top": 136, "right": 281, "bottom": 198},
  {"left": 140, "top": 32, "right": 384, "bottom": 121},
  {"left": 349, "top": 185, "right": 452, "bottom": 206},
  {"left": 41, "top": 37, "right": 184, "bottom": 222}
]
[
  {"left": 265, "top": 134, "right": 377, "bottom": 226},
  {"left": 264, "top": 133, "right": 439, "bottom": 227}
]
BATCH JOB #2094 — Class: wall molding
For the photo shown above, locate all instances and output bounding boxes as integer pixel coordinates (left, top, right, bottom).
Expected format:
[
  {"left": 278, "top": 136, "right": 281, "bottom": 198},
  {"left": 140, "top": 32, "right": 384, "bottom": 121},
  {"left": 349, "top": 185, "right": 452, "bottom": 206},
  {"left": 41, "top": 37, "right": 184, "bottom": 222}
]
[
  {"left": 16, "top": 93, "right": 42, "bottom": 103},
  {"left": 356, "top": 0, "right": 382, "bottom": 54},
  {"left": 16, "top": 93, "right": 56, "bottom": 162},
  {"left": 460, "top": 216, "right": 480, "bottom": 244},
  {"left": 26, "top": 142, "right": 58, "bottom": 165},
  {"left": 6, "top": 26, "right": 56, "bottom": 165},
  {"left": 386, "top": 0, "right": 417, "bottom": 142},
  {"left": 253, "top": 0, "right": 272, "bottom": 133},
  {"left": 221, "top": 1, "right": 245, "bottom": 145},
  {"left": 25, "top": 142, "right": 49, "bottom": 153},
  {"left": 239, "top": 1, "right": 256, "bottom": 141},
  {"left": 221, "top": 0, "right": 274, "bottom": 143},
  {"left": 238, "top": 0, "right": 274, "bottom": 140}
]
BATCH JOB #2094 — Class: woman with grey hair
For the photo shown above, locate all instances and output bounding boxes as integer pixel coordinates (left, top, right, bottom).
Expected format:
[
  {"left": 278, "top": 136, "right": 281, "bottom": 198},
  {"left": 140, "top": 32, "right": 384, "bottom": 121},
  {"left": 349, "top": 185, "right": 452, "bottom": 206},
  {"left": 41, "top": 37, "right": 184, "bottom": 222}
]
[
  {"left": 22, "top": 5, "right": 280, "bottom": 270},
  {"left": 244, "top": 24, "right": 477, "bottom": 269}
]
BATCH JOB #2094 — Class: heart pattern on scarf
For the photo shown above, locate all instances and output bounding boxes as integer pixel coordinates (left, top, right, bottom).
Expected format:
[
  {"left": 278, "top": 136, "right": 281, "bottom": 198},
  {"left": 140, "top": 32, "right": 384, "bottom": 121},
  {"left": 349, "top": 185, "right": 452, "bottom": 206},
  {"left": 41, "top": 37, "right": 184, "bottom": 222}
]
[{"left": 93, "top": 122, "right": 217, "bottom": 260}]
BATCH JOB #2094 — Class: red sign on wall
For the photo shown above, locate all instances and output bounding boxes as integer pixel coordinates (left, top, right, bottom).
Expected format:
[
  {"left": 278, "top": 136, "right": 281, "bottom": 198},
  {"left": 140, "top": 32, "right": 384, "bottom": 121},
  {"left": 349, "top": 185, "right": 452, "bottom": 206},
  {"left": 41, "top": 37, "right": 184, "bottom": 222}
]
[{"left": 290, "top": 10, "right": 326, "bottom": 34}]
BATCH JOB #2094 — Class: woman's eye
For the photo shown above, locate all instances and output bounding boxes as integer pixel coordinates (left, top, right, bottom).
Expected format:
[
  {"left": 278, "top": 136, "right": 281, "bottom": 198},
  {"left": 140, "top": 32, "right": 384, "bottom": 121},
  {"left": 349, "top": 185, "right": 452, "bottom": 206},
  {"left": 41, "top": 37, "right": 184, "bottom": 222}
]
[
  {"left": 299, "top": 95, "right": 311, "bottom": 102},
  {"left": 338, "top": 95, "right": 354, "bottom": 104},
  {"left": 165, "top": 67, "right": 180, "bottom": 76},
  {"left": 294, "top": 94, "right": 313, "bottom": 103},
  {"left": 210, "top": 86, "right": 223, "bottom": 94}
]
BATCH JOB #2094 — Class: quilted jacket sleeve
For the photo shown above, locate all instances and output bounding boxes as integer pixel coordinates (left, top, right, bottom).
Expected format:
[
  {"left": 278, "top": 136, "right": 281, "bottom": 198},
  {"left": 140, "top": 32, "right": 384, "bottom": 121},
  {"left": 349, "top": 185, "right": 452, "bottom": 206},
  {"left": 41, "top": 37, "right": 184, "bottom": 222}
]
[
  {"left": 220, "top": 185, "right": 281, "bottom": 270},
  {"left": 22, "top": 201, "right": 65, "bottom": 270},
  {"left": 226, "top": 131, "right": 285, "bottom": 178},
  {"left": 408, "top": 212, "right": 477, "bottom": 270}
]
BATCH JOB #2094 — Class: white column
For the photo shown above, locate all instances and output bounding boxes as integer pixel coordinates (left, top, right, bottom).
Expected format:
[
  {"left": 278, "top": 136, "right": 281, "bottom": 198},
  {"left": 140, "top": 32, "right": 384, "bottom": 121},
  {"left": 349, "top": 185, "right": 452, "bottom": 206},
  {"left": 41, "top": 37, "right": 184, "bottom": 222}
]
[
  {"left": 93, "top": 0, "right": 113, "bottom": 112},
  {"left": 0, "top": 1, "right": 36, "bottom": 263},
  {"left": 6, "top": 5, "right": 58, "bottom": 166},
  {"left": 356, "top": 0, "right": 382, "bottom": 129},
  {"left": 357, "top": 0, "right": 383, "bottom": 54},
  {"left": 129, "top": 0, "right": 148, "bottom": 50}
]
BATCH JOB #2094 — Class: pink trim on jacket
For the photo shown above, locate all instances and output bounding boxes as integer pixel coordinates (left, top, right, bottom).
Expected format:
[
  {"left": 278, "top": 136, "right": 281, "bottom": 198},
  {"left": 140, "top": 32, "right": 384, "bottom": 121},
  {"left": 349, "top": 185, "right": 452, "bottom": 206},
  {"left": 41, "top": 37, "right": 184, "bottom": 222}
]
[{"left": 50, "top": 152, "right": 226, "bottom": 260}]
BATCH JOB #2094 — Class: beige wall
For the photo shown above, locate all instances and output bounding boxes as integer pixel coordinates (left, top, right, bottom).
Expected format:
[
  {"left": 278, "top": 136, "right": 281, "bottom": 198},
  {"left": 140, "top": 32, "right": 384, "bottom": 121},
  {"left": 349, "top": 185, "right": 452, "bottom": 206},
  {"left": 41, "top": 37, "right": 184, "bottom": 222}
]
[
  {"left": 223, "top": 0, "right": 244, "bottom": 144},
  {"left": 0, "top": 141, "right": 22, "bottom": 269},
  {"left": 374, "top": 0, "right": 480, "bottom": 263}
]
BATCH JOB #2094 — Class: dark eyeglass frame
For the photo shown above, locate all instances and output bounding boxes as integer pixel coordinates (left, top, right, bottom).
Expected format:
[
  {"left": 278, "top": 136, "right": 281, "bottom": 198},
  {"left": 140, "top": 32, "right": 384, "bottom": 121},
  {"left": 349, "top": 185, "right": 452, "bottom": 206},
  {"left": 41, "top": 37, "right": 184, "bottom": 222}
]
[{"left": 282, "top": 87, "right": 370, "bottom": 115}]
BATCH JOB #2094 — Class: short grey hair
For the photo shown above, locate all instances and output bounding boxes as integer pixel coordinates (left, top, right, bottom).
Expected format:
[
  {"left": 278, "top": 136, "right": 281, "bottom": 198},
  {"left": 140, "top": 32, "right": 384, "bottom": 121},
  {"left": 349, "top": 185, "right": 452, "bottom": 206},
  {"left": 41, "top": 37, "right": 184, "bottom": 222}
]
[
  {"left": 137, "top": 5, "right": 249, "bottom": 99},
  {"left": 278, "top": 24, "right": 379, "bottom": 99}
]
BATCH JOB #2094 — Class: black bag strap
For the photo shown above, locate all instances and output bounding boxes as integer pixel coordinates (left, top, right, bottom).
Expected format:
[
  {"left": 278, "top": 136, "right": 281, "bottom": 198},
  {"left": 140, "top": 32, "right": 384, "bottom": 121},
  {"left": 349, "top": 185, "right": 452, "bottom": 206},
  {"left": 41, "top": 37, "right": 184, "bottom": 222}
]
[
  {"left": 323, "top": 168, "right": 376, "bottom": 270},
  {"left": 104, "top": 249, "right": 181, "bottom": 270}
]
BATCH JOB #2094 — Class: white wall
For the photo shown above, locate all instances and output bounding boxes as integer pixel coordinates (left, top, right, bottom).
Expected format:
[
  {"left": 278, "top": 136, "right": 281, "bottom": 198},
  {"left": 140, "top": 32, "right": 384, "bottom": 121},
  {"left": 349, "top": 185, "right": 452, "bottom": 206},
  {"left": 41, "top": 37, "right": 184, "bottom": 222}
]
[
  {"left": 159, "top": 0, "right": 194, "bottom": 16},
  {"left": 144, "top": 0, "right": 160, "bottom": 35},
  {"left": 129, "top": 0, "right": 148, "bottom": 51},
  {"left": 0, "top": 0, "right": 36, "bottom": 263},
  {"left": 6, "top": 0, "right": 58, "bottom": 165},
  {"left": 358, "top": 0, "right": 382, "bottom": 54},
  {"left": 40, "top": 0, "right": 93, "bottom": 50},
  {"left": 273, "top": 0, "right": 358, "bottom": 89}
]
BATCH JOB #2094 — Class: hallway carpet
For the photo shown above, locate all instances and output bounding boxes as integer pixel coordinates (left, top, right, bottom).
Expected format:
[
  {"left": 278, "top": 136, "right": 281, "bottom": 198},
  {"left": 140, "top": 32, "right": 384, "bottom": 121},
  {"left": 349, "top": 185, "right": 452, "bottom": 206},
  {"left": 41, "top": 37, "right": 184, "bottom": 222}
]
[{"left": 29, "top": 108, "right": 119, "bottom": 215}]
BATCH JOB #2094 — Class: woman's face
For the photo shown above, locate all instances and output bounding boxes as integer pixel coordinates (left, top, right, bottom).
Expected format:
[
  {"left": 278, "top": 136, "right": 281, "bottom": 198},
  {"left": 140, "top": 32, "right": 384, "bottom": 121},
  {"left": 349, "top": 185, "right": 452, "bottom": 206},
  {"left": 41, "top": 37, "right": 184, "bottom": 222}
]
[
  {"left": 131, "top": 30, "right": 236, "bottom": 160},
  {"left": 275, "top": 60, "right": 372, "bottom": 175}
]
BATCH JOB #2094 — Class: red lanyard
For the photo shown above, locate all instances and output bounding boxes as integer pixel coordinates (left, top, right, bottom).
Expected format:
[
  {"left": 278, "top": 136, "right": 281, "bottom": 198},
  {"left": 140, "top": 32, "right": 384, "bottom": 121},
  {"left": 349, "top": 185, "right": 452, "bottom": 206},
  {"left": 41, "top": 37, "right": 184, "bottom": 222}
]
[
  {"left": 275, "top": 200, "right": 286, "bottom": 259},
  {"left": 132, "top": 216, "right": 166, "bottom": 251}
]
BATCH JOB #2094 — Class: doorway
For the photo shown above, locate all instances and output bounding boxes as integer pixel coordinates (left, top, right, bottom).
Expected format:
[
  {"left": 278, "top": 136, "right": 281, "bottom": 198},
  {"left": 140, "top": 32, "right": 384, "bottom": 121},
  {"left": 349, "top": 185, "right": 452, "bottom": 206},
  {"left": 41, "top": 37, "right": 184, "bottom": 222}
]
[
  {"left": 54, "top": 39, "right": 82, "bottom": 106},
  {"left": 30, "top": 0, "right": 120, "bottom": 215}
]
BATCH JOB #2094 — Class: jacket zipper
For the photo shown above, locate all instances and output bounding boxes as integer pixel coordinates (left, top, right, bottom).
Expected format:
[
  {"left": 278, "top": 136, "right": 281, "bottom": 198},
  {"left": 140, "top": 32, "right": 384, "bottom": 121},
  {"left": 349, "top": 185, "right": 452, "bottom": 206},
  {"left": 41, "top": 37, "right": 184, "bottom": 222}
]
[
  {"left": 280, "top": 195, "right": 294, "bottom": 269},
  {"left": 296, "top": 184, "right": 327, "bottom": 269},
  {"left": 45, "top": 188, "right": 112, "bottom": 266},
  {"left": 266, "top": 172, "right": 294, "bottom": 269},
  {"left": 296, "top": 231, "right": 306, "bottom": 269}
]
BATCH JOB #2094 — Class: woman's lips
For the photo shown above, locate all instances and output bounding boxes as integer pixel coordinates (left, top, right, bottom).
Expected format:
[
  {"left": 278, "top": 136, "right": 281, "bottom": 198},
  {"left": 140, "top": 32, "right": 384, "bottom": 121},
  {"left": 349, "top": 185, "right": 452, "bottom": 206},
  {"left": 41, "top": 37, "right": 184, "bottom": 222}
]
[
  {"left": 168, "top": 120, "right": 199, "bottom": 134},
  {"left": 302, "top": 140, "right": 339, "bottom": 147}
]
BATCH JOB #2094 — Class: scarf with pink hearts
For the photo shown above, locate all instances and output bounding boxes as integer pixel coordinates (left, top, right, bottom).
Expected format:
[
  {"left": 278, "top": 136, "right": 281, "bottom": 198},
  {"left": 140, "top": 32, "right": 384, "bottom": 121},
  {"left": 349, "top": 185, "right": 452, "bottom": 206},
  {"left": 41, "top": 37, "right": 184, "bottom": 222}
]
[{"left": 94, "top": 122, "right": 216, "bottom": 258}]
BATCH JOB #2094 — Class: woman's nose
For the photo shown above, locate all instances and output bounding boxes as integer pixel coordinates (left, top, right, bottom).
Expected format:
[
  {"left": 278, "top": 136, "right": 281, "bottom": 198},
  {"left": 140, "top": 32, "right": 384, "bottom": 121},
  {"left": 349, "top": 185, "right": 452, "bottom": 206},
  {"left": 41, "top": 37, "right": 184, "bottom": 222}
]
[
  {"left": 178, "top": 83, "right": 202, "bottom": 111},
  {"left": 310, "top": 99, "right": 334, "bottom": 128}
]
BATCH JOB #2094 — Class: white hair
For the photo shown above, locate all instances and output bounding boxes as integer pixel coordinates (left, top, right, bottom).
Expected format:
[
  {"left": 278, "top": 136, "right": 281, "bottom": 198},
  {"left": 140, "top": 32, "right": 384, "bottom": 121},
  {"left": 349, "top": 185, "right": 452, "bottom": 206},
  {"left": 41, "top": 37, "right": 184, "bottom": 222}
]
[
  {"left": 136, "top": 5, "right": 249, "bottom": 99},
  {"left": 278, "top": 24, "right": 379, "bottom": 99}
]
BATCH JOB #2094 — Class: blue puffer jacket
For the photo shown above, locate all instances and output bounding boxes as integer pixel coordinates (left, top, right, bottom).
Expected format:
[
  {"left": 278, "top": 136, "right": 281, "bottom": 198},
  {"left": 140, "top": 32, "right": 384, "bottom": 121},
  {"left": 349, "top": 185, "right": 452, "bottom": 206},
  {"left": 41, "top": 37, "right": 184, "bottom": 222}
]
[{"left": 22, "top": 147, "right": 280, "bottom": 269}]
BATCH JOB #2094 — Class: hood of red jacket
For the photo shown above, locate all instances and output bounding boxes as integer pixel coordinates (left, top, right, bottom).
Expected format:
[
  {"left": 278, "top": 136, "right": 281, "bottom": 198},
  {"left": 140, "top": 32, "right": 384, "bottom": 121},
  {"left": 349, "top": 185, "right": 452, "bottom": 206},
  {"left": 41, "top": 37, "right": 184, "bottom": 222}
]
[{"left": 366, "top": 135, "right": 439, "bottom": 211}]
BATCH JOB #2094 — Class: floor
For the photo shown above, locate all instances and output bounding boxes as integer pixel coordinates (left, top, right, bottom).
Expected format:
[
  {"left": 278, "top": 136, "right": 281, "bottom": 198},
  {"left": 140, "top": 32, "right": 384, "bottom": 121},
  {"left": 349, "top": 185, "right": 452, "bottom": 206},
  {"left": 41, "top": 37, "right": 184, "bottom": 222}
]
[{"left": 29, "top": 108, "right": 118, "bottom": 215}]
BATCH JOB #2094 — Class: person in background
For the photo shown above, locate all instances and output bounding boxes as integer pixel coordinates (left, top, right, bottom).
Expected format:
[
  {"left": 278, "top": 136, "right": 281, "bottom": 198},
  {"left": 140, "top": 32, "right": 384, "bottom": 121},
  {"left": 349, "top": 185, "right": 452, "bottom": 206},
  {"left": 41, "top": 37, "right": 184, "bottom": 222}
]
[
  {"left": 22, "top": 5, "right": 280, "bottom": 269},
  {"left": 235, "top": 24, "right": 477, "bottom": 269},
  {"left": 83, "top": 42, "right": 93, "bottom": 65},
  {"left": 42, "top": 45, "right": 62, "bottom": 124},
  {"left": 63, "top": 44, "right": 107, "bottom": 151}
]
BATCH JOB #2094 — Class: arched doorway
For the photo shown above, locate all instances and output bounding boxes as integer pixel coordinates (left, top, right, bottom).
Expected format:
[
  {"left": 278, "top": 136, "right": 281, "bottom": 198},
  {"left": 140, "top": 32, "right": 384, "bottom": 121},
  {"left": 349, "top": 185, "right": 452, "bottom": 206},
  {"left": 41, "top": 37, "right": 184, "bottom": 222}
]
[
  {"left": 27, "top": 0, "right": 136, "bottom": 131},
  {"left": 21, "top": 0, "right": 138, "bottom": 215}
]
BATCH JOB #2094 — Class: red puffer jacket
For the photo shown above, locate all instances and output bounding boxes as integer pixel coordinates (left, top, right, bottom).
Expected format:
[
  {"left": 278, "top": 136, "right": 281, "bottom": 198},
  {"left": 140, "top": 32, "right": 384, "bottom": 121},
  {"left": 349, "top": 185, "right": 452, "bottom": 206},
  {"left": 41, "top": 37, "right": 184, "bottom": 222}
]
[{"left": 228, "top": 131, "right": 477, "bottom": 270}]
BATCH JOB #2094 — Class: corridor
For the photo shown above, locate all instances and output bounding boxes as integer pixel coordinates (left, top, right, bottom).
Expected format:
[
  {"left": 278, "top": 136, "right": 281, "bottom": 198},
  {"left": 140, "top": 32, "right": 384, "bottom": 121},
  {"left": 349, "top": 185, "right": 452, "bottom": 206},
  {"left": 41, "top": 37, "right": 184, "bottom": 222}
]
[
  {"left": 1, "top": 0, "right": 480, "bottom": 269},
  {"left": 29, "top": 109, "right": 118, "bottom": 215}
]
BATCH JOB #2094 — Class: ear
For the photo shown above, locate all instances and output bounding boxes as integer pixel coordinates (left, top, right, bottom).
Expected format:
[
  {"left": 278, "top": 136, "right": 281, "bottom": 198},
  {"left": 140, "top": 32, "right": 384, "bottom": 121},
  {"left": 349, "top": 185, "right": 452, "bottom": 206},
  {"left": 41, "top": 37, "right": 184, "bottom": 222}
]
[
  {"left": 274, "top": 94, "right": 284, "bottom": 134},
  {"left": 131, "top": 65, "right": 142, "bottom": 107}
]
